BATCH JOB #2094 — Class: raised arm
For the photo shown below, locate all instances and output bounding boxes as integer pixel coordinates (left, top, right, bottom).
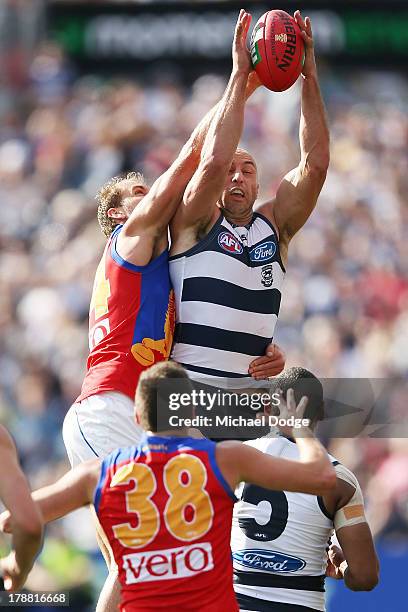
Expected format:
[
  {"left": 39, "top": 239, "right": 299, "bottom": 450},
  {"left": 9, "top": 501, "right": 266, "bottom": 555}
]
[
  {"left": 259, "top": 12, "right": 330, "bottom": 257},
  {"left": 0, "top": 427, "right": 43, "bottom": 591},
  {"left": 115, "top": 18, "right": 259, "bottom": 264},
  {"left": 217, "top": 390, "right": 336, "bottom": 495},
  {"left": 170, "top": 10, "right": 253, "bottom": 242}
]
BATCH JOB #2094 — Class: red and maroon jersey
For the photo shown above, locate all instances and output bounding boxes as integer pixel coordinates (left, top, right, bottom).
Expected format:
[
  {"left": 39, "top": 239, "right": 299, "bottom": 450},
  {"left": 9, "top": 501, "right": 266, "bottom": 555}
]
[
  {"left": 94, "top": 435, "right": 238, "bottom": 612},
  {"left": 77, "top": 225, "right": 175, "bottom": 402}
]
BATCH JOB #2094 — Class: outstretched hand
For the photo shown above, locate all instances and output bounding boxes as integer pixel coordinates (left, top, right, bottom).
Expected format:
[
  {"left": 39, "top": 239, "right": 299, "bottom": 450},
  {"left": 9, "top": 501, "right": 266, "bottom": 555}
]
[
  {"left": 294, "top": 10, "right": 317, "bottom": 78},
  {"left": 232, "top": 9, "right": 252, "bottom": 76},
  {"left": 278, "top": 388, "right": 309, "bottom": 423}
]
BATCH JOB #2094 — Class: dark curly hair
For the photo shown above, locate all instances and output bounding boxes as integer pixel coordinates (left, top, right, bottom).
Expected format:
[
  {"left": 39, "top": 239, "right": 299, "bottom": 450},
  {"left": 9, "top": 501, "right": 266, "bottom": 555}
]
[{"left": 270, "top": 367, "right": 325, "bottom": 424}]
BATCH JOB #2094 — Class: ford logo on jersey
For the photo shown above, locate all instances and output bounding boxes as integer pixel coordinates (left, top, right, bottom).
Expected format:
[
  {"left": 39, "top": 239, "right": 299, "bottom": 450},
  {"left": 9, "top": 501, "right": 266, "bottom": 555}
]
[
  {"left": 233, "top": 549, "right": 305, "bottom": 573},
  {"left": 218, "top": 231, "right": 243, "bottom": 254},
  {"left": 249, "top": 241, "right": 276, "bottom": 262}
]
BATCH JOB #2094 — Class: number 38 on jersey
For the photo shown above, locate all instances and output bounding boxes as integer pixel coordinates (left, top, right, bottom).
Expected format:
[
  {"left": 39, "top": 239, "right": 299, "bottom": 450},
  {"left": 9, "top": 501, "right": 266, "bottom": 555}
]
[{"left": 110, "top": 454, "right": 215, "bottom": 548}]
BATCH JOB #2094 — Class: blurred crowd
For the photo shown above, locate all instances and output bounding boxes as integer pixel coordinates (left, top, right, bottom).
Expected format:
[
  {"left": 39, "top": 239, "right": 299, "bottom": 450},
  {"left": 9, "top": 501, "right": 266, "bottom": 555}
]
[{"left": 0, "top": 40, "right": 407, "bottom": 603}]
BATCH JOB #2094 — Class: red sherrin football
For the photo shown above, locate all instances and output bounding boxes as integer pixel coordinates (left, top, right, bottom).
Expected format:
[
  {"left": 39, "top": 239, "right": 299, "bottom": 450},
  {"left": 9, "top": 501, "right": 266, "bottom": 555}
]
[{"left": 250, "top": 10, "right": 305, "bottom": 92}]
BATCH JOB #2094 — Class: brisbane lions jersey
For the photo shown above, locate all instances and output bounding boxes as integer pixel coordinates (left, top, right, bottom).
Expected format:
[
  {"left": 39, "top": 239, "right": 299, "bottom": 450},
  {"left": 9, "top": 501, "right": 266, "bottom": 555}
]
[
  {"left": 77, "top": 225, "right": 175, "bottom": 402},
  {"left": 94, "top": 435, "right": 238, "bottom": 612}
]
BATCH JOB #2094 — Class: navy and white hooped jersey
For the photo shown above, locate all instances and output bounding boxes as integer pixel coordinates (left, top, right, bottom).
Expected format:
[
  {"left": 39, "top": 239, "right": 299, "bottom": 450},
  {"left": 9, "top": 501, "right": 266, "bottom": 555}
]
[
  {"left": 169, "top": 213, "right": 285, "bottom": 386},
  {"left": 231, "top": 436, "right": 337, "bottom": 612}
]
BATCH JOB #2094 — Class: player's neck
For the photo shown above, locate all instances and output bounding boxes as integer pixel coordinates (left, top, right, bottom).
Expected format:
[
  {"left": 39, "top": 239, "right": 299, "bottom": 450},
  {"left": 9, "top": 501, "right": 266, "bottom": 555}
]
[
  {"left": 224, "top": 210, "right": 254, "bottom": 227},
  {"left": 147, "top": 429, "right": 191, "bottom": 438}
]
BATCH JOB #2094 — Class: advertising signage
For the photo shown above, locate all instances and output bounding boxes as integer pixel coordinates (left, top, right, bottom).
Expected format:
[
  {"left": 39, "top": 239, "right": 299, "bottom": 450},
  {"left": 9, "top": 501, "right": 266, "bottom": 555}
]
[{"left": 47, "top": 2, "right": 408, "bottom": 75}]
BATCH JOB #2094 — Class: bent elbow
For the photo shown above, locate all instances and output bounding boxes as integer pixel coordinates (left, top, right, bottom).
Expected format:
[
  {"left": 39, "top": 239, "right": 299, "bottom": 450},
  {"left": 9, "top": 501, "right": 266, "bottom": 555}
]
[{"left": 351, "top": 573, "right": 379, "bottom": 592}]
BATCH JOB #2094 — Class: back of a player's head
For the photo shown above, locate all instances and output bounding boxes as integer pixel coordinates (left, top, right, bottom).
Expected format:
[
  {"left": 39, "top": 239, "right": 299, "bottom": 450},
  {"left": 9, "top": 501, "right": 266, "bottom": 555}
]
[
  {"left": 96, "top": 171, "right": 147, "bottom": 237},
  {"left": 271, "top": 367, "right": 324, "bottom": 426},
  {"left": 135, "top": 361, "right": 193, "bottom": 432}
]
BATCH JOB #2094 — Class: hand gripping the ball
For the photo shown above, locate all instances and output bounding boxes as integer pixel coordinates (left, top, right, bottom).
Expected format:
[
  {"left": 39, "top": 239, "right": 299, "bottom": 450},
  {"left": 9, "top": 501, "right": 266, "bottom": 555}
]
[{"left": 232, "top": 9, "right": 252, "bottom": 76}]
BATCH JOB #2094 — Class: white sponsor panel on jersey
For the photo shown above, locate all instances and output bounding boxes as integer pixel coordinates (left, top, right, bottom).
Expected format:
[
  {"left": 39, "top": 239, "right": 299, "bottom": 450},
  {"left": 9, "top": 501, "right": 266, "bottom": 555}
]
[{"left": 123, "top": 542, "right": 214, "bottom": 584}]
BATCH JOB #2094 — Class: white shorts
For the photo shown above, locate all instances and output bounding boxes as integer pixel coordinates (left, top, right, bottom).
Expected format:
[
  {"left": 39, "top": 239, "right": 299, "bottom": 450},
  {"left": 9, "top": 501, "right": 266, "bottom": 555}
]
[{"left": 62, "top": 391, "right": 144, "bottom": 467}]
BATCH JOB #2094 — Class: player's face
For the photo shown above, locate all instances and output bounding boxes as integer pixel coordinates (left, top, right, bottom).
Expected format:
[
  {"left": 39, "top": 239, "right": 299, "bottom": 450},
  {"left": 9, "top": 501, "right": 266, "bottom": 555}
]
[
  {"left": 121, "top": 180, "right": 150, "bottom": 217},
  {"left": 219, "top": 151, "right": 259, "bottom": 216}
]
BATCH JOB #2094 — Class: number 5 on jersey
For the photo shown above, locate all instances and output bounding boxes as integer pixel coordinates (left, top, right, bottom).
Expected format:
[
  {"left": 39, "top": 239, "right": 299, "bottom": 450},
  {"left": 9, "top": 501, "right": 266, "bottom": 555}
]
[{"left": 111, "top": 455, "right": 215, "bottom": 549}]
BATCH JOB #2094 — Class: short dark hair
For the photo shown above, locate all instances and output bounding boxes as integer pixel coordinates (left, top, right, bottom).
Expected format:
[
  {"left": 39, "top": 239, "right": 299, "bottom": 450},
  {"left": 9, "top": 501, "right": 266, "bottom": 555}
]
[
  {"left": 135, "top": 361, "right": 193, "bottom": 432},
  {"left": 271, "top": 367, "right": 324, "bottom": 425}
]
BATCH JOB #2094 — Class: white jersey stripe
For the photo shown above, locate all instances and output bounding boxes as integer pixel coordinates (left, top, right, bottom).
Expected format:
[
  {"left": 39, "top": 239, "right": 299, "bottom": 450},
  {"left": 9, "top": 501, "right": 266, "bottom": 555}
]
[
  {"left": 180, "top": 251, "right": 285, "bottom": 291},
  {"left": 172, "top": 343, "right": 256, "bottom": 377},
  {"left": 179, "top": 301, "right": 278, "bottom": 336}
]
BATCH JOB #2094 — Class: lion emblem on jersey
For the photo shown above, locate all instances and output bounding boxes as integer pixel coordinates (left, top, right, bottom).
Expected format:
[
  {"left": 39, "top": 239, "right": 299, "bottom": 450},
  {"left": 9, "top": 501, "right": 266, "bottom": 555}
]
[
  {"left": 261, "top": 265, "right": 273, "bottom": 287},
  {"left": 132, "top": 289, "right": 175, "bottom": 366}
]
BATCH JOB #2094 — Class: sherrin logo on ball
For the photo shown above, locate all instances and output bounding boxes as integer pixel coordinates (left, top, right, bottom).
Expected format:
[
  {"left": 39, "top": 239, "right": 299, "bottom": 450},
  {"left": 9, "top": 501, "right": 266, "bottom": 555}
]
[
  {"left": 218, "top": 231, "right": 243, "bottom": 254},
  {"left": 251, "top": 9, "right": 305, "bottom": 92}
]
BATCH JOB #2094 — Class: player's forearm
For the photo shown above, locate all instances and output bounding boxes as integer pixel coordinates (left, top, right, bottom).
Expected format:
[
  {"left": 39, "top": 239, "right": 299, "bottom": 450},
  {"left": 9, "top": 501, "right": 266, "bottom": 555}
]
[
  {"left": 340, "top": 561, "right": 379, "bottom": 591},
  {"left": 32, "top": 486, "right": 69, "bottom": 523},
  {"left": 32, "top": 467, "right": 92, "bottom": 523},
  {"left": 12, "top": 525, "right": 42, "bottom": 576},
  {"left": 293, "top": 428, "right": 336, "bottom": 492},
  {"left": 200, "top": 69, "right": 248, "bottom": 167},
  {"left": 299, "top": 73, "right": 330, "bottom": 172},
  {"left": 32, "top": 483, "right": 88, "bottom": 524},
  {"left": 181, "top": 74, "right": 257, "bottom": 162}
]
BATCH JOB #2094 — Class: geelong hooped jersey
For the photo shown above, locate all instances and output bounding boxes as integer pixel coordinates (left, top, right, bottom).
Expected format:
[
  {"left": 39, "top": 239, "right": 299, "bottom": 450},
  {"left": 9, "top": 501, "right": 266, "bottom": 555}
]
[
  {"left": 95, "top": 435, "right": 238, "bottom": 612},
  {"left": 77, "top": 225, "right": 175, "bottom": 402},
  {"left": 231, "top": 436, "right": 335, "bottom": 612},
  {"left": 169, "top": 213, "right": 285, "bottom": 386}
]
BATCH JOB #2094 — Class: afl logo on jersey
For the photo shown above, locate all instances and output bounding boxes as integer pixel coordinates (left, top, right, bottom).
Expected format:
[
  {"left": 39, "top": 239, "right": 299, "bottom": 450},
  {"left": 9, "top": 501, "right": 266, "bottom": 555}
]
[
  {"left": 249, "top": 241, "right": 276, "bottom": 262},
  {"left": 218, "top": 231, "right": 243, "bottom": 255},
  {"left": 233, "top": 549, "right": 305, "bottom": 573}
]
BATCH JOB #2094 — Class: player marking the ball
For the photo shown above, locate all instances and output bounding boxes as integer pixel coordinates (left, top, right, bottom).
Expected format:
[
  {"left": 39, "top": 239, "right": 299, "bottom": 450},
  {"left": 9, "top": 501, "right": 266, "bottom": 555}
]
[
  {"left": 61, "top": 10, "right": 286, "bottom": 611},
  {"left": 169, "top": 10, "right": 330, "bottom": 385}
]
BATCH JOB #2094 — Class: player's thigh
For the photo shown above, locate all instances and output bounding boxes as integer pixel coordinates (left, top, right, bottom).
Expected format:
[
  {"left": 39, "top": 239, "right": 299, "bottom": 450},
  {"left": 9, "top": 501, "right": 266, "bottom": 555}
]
[
  {"left": 90, "top": 505, "right": 116, "bottom": 570},
  {"left": 63, "top": 392, "right": 143, "bottom": 467}
]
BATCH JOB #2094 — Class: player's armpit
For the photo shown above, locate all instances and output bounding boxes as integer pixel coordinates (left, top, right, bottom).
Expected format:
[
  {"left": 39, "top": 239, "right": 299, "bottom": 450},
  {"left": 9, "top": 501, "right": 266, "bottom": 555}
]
[
  {"left": 32, "top": 458, "right": 102, "bottom": 523},
  {"left": 260, "top": 162, "right": 326, "bottom": 246}
]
